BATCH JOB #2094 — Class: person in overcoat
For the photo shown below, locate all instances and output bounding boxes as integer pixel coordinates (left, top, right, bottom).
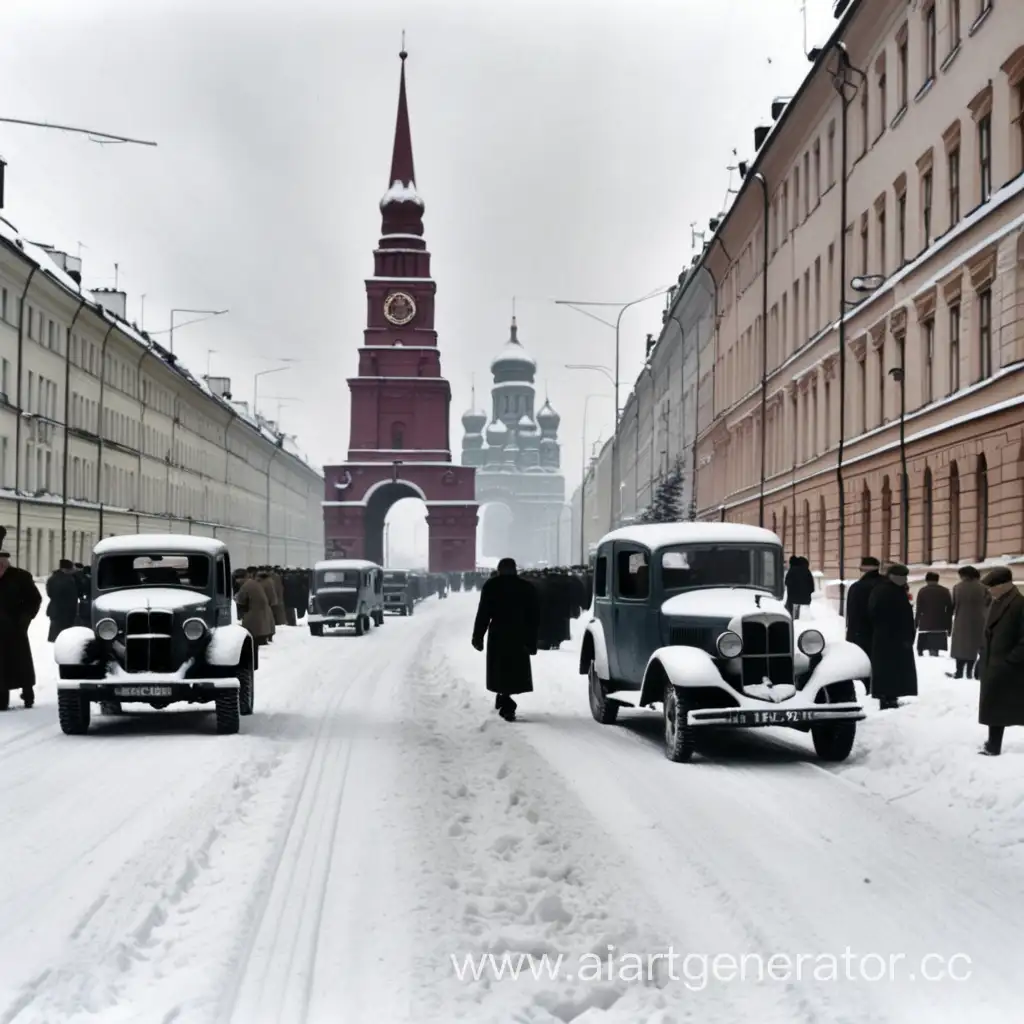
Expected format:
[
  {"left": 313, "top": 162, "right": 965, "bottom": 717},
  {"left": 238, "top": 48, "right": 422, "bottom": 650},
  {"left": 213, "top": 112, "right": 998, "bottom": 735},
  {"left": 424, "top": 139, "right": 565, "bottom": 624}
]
[
  {"left": 977, "top": 567, "right": 1024, "bottom": 756},
  {"left": 0, "top": 530, "right": 43, "bottom": 710},
  {"left": 269, "top": 567, "right": 288, "bottom": 626},
  {"left": 45, "top": 559, "right": 80, "bottom": 641},
  {"left": 845, "top": 556, "right": 883, "bottom": 655},
  {"left": 784, "top": 556, "right": 815, "bottom": 618},
  {"left": 866, "top": 563, "right": 918, "bottom": 709},
  {"left": 255, "top": 568, "right": 278, "bottom": 642},
  {"left": 949, "top": 565, "right": 988, "bottom": 679},
  {"left": 236, "top": 569, "right": 275, "bottom": 646},
  {"left": 471, "top": 557, "right": 540, "bottom": 721},
  {"left": 914, "top": 571, "right": 953, "bottom": 656}
]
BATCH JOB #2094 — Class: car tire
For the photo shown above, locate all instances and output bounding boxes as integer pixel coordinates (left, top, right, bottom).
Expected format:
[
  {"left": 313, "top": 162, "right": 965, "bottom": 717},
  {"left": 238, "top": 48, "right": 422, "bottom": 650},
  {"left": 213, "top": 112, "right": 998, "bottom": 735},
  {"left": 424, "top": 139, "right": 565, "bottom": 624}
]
[
  {"left": 354, "top": 615, "right": 366, "bottom": 636},
  {"left": 587, "top": 660, "right": 619, "bottom": 724},
  {"left": 216, "top": 689, "right": 240, "bottom": 734},
  {"left": 238, "top": 665, "right": 255, "bottom": 716},
  {"left": 811, "top": 721, "right": 856, "bottom": 761},
  {"left": 58, "top": 692, "right": 91, "bottom": 735},
  {"left": 0, "top": 688, "right": 10, "bottom": 712},
  {"left": 663, "top": 683, "right": 696, "bottom": 763},
  {"left": 309, "top": 623, "right": 323, "bottom": 637},
  {"left": 407, "top": 604, "right": 414, "bottom": 616}
]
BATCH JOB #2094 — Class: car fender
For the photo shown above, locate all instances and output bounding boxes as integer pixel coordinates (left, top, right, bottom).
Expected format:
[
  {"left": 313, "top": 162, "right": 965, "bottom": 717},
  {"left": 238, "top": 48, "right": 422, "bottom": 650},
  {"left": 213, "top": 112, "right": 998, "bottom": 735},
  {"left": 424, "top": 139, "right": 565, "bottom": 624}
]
[
  {"left": 205, "top": 624, "right": 254, "bottom": 668},
  {"left": 578, "top": 619, "right": 610, "bottom": 679},
  {"left": 640, "top": 645, "right": 724, "bottom": 707},
  {"left": 53, "top": 626, "right": 100, "bottom": 666},
  {"left": 805, "top": 640, "right": 871, "bottom": 692}
]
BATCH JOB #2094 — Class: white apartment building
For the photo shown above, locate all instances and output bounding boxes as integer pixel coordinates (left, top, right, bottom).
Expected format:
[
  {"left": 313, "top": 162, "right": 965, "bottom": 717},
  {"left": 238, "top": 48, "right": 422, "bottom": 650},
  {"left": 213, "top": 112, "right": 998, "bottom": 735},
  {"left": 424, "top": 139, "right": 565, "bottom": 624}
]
[{"left": 0, "top": 216, "right": 324, "bottom": 576}]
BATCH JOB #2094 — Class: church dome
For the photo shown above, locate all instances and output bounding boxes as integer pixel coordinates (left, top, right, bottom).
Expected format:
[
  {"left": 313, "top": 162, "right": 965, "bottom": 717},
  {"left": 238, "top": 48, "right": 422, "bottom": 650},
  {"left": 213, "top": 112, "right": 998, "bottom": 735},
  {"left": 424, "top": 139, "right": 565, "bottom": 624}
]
[
  {"left": 490, "top": 317, "right": 536, "bottom": 381},
  {"left": 537, "top": 399, "right": 560, "bottom": 431},
  {"left": 517, "top": 413, "right": 539, "bottom": 433},
  {"left": 485, "top": 418, "right": 508, "bottom": 446},
  {"left": 461, "top": 406, "right": 487, "bottom": 434}
]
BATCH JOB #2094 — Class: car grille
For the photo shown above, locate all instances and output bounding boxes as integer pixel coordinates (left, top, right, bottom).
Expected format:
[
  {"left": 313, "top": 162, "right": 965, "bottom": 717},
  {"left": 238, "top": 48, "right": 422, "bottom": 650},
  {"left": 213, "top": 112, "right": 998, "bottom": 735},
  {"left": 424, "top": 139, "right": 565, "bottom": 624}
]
[
  {"left": 670, "top": 626, "right": 715, "bottom": 649},
  {"left": 740, "top": 618, "right": 793, "bottom": 691},
  {"left": 318, "top": 593, "right": 356, "bottom": 615},
  {"left": 124, "top": 610, "right": 175, "bottom": 673}
]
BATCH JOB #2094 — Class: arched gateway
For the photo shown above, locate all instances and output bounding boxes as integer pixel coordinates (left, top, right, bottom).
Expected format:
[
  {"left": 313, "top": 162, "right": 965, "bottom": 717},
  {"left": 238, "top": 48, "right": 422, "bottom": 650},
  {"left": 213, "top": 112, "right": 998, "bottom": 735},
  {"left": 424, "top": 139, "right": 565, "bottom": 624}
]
[{"left": 321, "top": 48, "right": 478, "bottom": 571}]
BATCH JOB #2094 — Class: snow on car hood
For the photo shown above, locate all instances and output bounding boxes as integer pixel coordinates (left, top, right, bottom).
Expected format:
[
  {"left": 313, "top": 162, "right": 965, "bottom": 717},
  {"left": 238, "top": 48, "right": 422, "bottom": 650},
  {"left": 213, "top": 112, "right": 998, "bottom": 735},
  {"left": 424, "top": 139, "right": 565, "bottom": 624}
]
[
  {"left": 93, "top": 588, "right": 210, "bottom": 614},
  {"left": 661, "top": 588, "right": 788, "bottom": 619}
]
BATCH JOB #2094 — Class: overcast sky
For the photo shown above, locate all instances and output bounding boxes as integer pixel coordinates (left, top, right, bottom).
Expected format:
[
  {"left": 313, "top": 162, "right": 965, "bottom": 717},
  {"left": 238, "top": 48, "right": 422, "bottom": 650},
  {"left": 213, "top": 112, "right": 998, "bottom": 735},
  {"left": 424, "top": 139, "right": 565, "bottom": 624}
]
[{"left": 1, "top": 0, "right": 838, "bottom": 563}]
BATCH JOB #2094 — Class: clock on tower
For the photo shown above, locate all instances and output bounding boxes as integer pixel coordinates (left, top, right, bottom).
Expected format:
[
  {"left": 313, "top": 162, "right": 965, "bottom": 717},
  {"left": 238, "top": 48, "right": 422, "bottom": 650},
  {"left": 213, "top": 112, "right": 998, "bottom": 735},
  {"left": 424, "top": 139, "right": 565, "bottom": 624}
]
[{"left": 383, "top": 291, "right": 417, "bottom": 325}]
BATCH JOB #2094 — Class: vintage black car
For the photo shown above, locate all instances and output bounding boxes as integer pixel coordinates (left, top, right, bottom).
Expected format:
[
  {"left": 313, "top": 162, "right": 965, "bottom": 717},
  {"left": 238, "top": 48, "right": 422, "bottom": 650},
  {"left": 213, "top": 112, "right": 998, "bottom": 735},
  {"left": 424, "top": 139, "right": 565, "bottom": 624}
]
[
  {"left": 52, "top": 535, "right": 257, "bottom": 736},
  {"left": 382, "top": 570, "right": 416, "bottom": 615},
  {"left": 307, "top": 559, "right": 384, "bottom": 635},
  {"left": 578, "top": 523, "right": 869, "bottom": 763}
]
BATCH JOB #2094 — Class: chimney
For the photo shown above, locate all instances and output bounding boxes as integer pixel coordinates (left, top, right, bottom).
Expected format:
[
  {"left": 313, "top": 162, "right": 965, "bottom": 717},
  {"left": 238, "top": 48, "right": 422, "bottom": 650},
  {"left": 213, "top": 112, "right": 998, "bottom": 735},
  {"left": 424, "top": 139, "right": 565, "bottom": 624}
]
[
  {"left": 754, "top": 125, "right": 771, "bottom": 149},
  {"left": 833, "top": 0, "right": 852, "bottom": 16},
  {"left": 645, "top": 333, "right": 656, "bottom": 358},
  {"left": 206, "top": 375, "right": 232, "bottom": 399},
  {"left": 42, "top": 247, "right": 68, "bottom": 271},
  {"left": 93, "top": 288, "right": 127, "bottom": 320},
  {"left": 771, "top": 98, "right": 788, "bottom": 120},
  {"left": 65, "top": 254, "right": 82, "bottom": 285}
]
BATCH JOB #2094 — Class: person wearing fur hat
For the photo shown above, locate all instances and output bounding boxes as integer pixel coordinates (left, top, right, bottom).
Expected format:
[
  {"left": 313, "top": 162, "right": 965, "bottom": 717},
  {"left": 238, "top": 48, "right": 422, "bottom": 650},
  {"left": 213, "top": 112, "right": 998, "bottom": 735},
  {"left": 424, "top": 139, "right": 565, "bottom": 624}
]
[
  {"left": 0, "top": 526, "right": 43, "bottom": 710},
  {"left": 866, "top": 562, "right": 918, "bottom": 710},
  {"left": 977, "top": 567, "right": 1024, "bottom": 756}
]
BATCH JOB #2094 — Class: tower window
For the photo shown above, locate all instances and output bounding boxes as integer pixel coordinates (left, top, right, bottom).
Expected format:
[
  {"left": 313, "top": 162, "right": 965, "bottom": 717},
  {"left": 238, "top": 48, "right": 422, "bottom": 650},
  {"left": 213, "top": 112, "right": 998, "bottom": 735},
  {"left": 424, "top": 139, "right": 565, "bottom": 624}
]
[{"left": 391, "top": 422, "right": 405, "bottom": 449}]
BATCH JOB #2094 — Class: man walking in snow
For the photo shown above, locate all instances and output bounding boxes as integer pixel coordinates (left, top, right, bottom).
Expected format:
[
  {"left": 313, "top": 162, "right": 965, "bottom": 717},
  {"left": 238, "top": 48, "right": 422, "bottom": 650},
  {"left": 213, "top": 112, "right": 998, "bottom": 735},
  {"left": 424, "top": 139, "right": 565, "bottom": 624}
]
[
  {"left": 0, "top": 527, "right": 43, "bottom": 711},
  {"left": 866, "top": 563, "right": 918, "bottom": 710},
  {"left": 471, "top": 557, "right": 540, "bottom": 721},
  {"left": 977, "top": 567, "right": 1024, "bottom": 756}
]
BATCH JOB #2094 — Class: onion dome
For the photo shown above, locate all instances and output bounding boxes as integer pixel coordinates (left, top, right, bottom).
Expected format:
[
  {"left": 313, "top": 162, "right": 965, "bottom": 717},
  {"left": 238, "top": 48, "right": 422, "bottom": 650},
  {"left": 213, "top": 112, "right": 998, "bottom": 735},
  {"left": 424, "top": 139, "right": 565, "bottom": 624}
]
[
  {"left": 518, "top": 414, "right": 541, "bottom": 449},
  {"left": 485, "top": 418, "right": 508, "bottom": 446},
  {"left": 461, "top": 406, "right": 487, "bottom": 434},
  {"left": 536, "top": 399, "right": 560, "bottom": 431},
  {"left": 490, "top": 317, "right": 536, "bottom": 382}
]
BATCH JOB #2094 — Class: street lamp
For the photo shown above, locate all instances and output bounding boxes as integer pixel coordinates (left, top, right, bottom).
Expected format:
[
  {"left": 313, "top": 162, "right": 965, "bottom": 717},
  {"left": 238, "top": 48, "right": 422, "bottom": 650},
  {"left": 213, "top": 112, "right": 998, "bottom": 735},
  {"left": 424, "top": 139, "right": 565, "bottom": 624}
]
[
  {"left": 168, "top": 308, "right": 228, "bottom": 355},
  {"left": 253, "top": 362, "right": 299, "bottom": 417},
  {"left": 850, "top": 275, "right": 887, "bottom": 293},
  {"left": 565, "top": 363, "right": 616, "bottom": 387},
  {"left": 888, "top": 356, "right": 908, "bottom": 563},
  {"left": 580, "top": 392, "right": 612, "bottom": 562}
]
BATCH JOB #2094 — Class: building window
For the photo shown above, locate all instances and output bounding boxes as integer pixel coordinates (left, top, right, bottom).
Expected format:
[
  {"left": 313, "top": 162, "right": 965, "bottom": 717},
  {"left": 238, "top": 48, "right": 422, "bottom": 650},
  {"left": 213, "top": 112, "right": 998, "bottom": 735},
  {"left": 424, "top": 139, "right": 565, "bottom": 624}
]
[
  {"left": 922, "top": 170, "right": 933, "bottom": 247},
  {"left": 878, "top": 350, "right": 886, "bottom": 425},
  {"left": 978, "top": 114, "right": 992, "bottom": 202},
  {"left": 923, "top": 318, "right": 935, "bottom": 404},
  {"left": 877, "top": 204, "right": 887, "bottom": 274},
  {"left": 978, "top": 287, "right": 993, "bottom": 378},
  {"left": 924, "top": 4, "right": 937, "bottom": 81},
  {"left": 897, "top": 191, "right": 907, "bottom": 265},
  {"left": 881, "top": 477, "right": 893, "bottom": 564},
  {"left": 898, "top": 33, "right": 909, "bottom": 109},
  {"left": 813, "top": 140, "right": 821, "bottom": 203},
  {"left": 949, "top": 0, "right": 961, "bottom": 49},
  {"left": 879, "top": 71, "right": 888, "bottom": 127},
  {"left": 976, "top": 453, "right": 989, "bottom": 561},
  {"left": 827, "top": 121, "right": 836, "bottom": 186},
  {"left": 922, "top": 466, "right": 934, "bottom": 564},
  {"left": 391, "top": 422, "right": 405, "bottom": 449},
  {"left": 860, "top": 89, "right": 869, "bottom": 154},
  {"left": 794, "top": 167, "right": 801, "bottom": 228},
  {"left": 948, "top": 147, "right": 960, "bottom": 224},
  {"left": 782, "top": 182, "right": 789, "bottom": 241},
  {"left": 858, "top": 356, "right": 867, "bottom": 433},
  {"left": 860, "top": 217, "right": 869, "bottom": 276},
  {"left": 861, "top": 485, "right": 872, "bottom": 554}
]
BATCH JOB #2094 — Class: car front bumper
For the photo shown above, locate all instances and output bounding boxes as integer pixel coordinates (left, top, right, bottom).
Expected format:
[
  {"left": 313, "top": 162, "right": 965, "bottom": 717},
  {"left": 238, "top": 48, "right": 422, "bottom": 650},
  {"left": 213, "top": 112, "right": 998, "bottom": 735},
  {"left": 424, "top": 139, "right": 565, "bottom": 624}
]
[
  {"left": 307, "top": 612, "right": 359, "bottom": 626},
  {"left": 57, "top": 677, "right": 238, "bottom": 700},
  {"left": 688, "top": 699, "right": 864, "bottom": 727}
]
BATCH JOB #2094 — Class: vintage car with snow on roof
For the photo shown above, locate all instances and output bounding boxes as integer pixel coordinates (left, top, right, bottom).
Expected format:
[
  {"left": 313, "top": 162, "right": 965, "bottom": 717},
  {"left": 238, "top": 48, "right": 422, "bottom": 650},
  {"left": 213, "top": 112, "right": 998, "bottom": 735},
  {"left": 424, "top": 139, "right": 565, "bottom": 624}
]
[
  {"left": 52, "top": 535, "right": 256, "bottom": 736},
  {"left": 578, "top": 523, "right": 869, "bottom": 763},
  {"left": 307, "top": 559, "right": 384, "bottom": 635}
]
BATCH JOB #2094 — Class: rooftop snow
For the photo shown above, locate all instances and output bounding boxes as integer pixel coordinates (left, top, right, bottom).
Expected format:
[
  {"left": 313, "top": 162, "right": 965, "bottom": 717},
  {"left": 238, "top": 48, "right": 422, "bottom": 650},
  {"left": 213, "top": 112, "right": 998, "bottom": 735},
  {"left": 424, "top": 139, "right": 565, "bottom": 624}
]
[
  {"left": 600, "top": 522, "right": 781, "bottom": 551},
  {"left": 93, "top": 534, "right": 227, "bottom": 557},
  {"left": 314, "top": 559, "right": 380, "bottom": 571},
  {"left": 380, "top": 180, "right": 424, "bottom": 207}
]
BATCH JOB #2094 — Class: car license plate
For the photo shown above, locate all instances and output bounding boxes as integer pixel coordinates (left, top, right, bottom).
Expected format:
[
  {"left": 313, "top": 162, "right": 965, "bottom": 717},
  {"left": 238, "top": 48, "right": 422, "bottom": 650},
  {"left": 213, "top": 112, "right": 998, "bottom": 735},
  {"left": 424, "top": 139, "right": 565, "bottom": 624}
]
[
  {"left": 113, "top": 685, "right": 173, "bottom": 697},
  {"left": 734, "top": 709, "right": 817, "bottom": 725}
]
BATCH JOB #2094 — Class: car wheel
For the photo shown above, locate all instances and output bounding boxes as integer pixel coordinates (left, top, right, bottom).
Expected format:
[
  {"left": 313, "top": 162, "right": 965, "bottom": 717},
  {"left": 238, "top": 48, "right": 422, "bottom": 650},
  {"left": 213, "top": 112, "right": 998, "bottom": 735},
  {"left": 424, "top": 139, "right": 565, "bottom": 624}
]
[
  {"left": 0, "top": 688, "right": 10, "bottom": 712},
  {"left": 663, "top": 683, "right": 696, "bottom": 763},
  {"left": 354, "top": 615, "right": 366, "bottom": 636},
  {"left": 309, "top": 623, "right": 323, "bottom": 637},
  {"left": 587, "top": 660, "right": 618, "bottom": 724},
  {"left": 238, "top": 665, "right": 255, "bottom": 716},
  {"left": 812, "top": 721, "right": 856, "bottom": 761},
  {"left": 215, "top": 689, "right": 240, "bottom": 734},
  {"left": 58, "top": 692, "right": 91, "bottom": 735}
]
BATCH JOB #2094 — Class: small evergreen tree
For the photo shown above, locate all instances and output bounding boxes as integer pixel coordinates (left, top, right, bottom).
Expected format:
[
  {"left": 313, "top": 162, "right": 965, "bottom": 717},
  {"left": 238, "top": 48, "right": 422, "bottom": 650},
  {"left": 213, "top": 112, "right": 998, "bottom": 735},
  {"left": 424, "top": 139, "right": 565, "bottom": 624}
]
[{"left": 641, "top": 454, "right": 686, "bottom": 523}]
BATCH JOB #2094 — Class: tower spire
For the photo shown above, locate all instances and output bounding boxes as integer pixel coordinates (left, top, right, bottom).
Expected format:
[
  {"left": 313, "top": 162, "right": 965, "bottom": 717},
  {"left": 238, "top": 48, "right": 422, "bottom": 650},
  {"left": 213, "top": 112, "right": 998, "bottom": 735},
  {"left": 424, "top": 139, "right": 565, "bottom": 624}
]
[
  {"left": 471, "top": 372, "right": 476, "bottom": 408},
  {"left": 389, "top": 42, "right": 415, "bottom": 188}
]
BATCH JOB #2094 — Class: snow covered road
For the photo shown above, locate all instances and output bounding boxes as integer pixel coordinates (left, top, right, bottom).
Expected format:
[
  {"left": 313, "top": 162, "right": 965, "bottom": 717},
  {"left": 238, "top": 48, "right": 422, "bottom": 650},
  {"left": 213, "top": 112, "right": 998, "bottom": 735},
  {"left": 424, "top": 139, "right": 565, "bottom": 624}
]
[{"left": 1, "top": 591, "right": 1021, "bottom": 1023}]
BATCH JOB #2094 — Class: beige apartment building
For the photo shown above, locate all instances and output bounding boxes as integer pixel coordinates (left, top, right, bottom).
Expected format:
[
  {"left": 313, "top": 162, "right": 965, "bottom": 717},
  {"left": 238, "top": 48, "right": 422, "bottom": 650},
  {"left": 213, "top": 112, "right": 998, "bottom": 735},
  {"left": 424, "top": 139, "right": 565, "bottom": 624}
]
[
  {"left": 692, "top": 0, "right": 1024, "bottom": 579},
  {"left": 0, "top": 216, "right": 325, "bottom": 576}
]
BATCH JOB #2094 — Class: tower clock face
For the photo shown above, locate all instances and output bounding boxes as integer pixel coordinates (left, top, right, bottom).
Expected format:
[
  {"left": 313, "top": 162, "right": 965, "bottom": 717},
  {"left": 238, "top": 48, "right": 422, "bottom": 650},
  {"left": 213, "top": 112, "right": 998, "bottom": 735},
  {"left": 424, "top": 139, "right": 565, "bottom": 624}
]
[{"left": 383, "top": 291, "right": 416, "bottom": 326}]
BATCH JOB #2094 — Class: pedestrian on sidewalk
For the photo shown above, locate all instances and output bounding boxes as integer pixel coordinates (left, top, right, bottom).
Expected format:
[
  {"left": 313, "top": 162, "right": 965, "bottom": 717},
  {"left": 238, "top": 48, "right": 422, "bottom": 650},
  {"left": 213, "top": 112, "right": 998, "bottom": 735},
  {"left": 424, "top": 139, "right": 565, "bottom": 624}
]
[
  {"left": 471, "top": 557, "right": 540, "bottom": 722},
  {"left": 846, "top": 556, "right": 883, "bottom": 656},
  {"left": 45, "top": 559, "right": 80, "bottom": 642},
  {"left": 977, "top": 567, "right": 1024, "bottom": 757},
  {"left": 867, "top": 563, "right": 918, "bottom": 710},
  {"left": 784, "top": 556, "right": 814, "bottom": 619},
  {"left": 915, "top": 571, "right": 953, "bottom": 657},
  {"left": 949, "top": 565, "right": 987, "bottom": 679},
  {"left": 0, "top": 527, "right": 43, "bottom": 710}
]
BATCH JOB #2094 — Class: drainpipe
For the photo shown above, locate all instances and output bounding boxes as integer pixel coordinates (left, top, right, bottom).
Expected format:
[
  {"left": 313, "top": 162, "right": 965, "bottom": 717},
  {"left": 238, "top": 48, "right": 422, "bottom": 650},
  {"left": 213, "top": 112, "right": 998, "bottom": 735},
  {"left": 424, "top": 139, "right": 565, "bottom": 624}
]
[
  {"left": 751, "top": 171, "right": 770, "bottom": 529},
  {"left": 60, "top": 296, "right": 89, "bottom": 557},
  {"left": 12, "top": 266, "right": 38, "bottom": 563}
]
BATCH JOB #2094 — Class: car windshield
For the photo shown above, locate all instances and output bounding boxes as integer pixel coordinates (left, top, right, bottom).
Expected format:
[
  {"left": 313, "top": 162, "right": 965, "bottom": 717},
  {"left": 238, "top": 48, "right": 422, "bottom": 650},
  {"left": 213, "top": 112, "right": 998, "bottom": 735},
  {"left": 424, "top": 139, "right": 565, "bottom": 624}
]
[
  {"left": 317, "top": 570, "right": 359, "bottom": 586},
  {"left": 384, "top": 572, "right": 408, "bottom": 584},
  {"left": 659, "top": 544, "right": 782, "bottom": 597},
  {"left": 95, "top": 552, "right": 211, "bottom": 591}
]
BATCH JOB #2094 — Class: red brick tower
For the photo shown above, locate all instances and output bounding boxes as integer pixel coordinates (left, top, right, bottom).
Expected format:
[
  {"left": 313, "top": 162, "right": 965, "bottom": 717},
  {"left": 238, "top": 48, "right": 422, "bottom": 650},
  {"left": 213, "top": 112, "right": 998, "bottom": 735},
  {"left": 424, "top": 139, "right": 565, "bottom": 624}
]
[{"left": 322, "top": 48, "right": 478, "bottom": 570}]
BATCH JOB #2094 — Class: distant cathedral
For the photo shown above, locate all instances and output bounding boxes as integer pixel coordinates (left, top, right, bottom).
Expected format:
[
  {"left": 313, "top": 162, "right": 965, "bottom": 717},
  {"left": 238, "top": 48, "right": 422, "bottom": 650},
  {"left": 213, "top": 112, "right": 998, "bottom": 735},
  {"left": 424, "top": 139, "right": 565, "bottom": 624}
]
[{"left": 460, "top": 317, "right": 566, "bottom": 566}]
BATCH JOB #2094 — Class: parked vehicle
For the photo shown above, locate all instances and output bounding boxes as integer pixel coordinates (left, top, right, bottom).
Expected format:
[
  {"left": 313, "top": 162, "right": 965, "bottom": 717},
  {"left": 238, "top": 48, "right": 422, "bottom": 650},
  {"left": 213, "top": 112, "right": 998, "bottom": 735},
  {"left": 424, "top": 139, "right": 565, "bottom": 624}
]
[
  {"left": 383, "top": 570, "right": 415, "bottom": 615},
  {"left": 578, "top": 523, "right": 868, "bottom": 763},
  {"left": 307, "top": 559, "right": 383, "bottom": 636},
  {"left": 52, "top": 535, "right": 256, "bottom": 736}
]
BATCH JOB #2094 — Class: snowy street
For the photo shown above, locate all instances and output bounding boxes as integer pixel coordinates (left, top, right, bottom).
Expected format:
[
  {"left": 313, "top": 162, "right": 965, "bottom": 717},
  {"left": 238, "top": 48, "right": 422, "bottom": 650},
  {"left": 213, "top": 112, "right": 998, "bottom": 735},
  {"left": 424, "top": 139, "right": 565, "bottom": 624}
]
[{"left": 1, "top": 591, "right": 1022, "bottom": 1024}]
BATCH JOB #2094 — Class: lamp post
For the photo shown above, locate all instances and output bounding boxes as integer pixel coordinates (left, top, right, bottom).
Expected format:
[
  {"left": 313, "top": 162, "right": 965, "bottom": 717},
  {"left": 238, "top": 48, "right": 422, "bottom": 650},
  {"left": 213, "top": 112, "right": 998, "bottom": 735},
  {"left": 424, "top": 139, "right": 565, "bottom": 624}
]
[
  {"left": 253, "top": 363, "right": 298, "bottom": 417},
  {"left": 809, "top": 39, "right": 866, "bottom": 614},
  {"left": 888, "top": 356, "right": 908, "bottom": 563},
  {"left": 168, "top": 308, "right": 228, "bottom": 355},
  {"left": 579, "top": 392, "right": 611, "bottom": 563},
  {"left": 555, "top": 287, "right": 672, "bottom": 530}
]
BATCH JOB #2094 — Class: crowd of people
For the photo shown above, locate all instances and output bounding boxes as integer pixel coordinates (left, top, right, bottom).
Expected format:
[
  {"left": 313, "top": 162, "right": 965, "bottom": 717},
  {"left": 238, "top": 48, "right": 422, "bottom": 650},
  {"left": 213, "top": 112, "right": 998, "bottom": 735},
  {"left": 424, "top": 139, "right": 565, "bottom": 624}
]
[{"left": 232, "top": 566, "right": 311, "bottom": 646}]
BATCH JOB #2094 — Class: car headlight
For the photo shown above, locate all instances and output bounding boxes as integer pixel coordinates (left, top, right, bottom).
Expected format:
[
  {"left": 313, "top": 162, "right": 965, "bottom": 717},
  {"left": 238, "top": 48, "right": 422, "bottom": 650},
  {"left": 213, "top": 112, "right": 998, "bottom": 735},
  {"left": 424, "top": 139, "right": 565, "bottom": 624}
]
[
  {"left": 797, "top": 629, "right": 825, "bottom": 656},
  {"left": 716, "top": 630, "right": 743, "bottom": 659},
  {"left": 182, "top": 617, "right": 207, "bottom": 641},
  {"left": 95, "top": 618, "right": 118, "bottom": 641}
]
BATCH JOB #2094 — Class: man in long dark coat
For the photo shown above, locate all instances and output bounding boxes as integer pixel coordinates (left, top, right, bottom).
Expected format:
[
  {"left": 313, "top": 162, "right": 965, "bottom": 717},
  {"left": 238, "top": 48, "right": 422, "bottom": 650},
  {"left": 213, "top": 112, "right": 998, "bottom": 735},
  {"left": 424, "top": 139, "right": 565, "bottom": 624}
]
[
  {"left": 948, "top": 565, "right": 987, "bottom": 678},
  {"left": 845, "top": 556, "right": 883, "bottom": 654},
  {"left": 45, "top": 559, "right": 80, "bottom": 641},
  {"left": 0, "top": 529, "right": 43, "bottom": 710},
  {"left": 914, "top": 571, "right": 953, "bottom": 656},
  {"left": 977, "top": 567, "right": 1024, "bottom": 756},
  {"left": 866, "top": 563, "right": 918, "bottom": 710},
  {"left": 784, "top": 556, "right": 815, "bottom": 618},
  {"left": 471, "top": 557, "right": 540, "bottom": 721}
]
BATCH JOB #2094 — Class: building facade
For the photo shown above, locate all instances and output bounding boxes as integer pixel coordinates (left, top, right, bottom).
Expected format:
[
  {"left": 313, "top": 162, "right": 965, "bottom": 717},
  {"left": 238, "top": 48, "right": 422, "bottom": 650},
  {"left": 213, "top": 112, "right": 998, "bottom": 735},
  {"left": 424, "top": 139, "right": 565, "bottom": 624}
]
[
  {"left": 460, "top": 317, "right": 566, "bottom": 566},
  {"left": 0, "top": 221, "right": 325, "bottom": 577},
  {"left": 573, "top": 0, "right": 1024, "bottom": 583},
  {"left": 321, "top": 50, "right": 478, "bottom": 571}
]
